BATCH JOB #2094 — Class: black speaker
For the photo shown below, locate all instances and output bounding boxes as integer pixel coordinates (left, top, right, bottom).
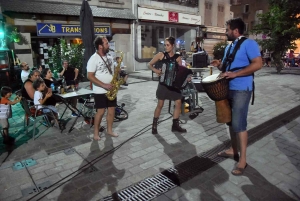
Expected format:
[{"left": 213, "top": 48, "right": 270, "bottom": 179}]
[{"left": 192, "top": 51, "right": 208, "bottom": 68}]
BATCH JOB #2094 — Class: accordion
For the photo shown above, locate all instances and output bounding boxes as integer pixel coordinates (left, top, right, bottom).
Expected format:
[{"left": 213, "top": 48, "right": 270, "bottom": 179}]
[{"left": 156, "top": 62, "right": 193, "bottom": 89}]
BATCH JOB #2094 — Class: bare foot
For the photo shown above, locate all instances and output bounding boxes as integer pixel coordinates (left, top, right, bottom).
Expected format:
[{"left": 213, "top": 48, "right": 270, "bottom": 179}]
[
  {"left": 93, "top": 135, "right": 101, "bottom": 141},
  {"left": 218, "top": 149, "right": 235, "bottom": 156},
  {"left": 107, "top": 132, "right": 119, "bottom": 137}
]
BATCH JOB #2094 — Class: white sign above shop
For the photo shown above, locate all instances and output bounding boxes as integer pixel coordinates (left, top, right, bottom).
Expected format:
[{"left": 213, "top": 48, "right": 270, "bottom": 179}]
[
  {"left": 138, "top": 7, "right": 168, "bottom": 22},
  {"left": 138, "top": 7, "right": 201, "bottom": 26},
  {"left": 179, "top": 13, "right": 201, "bottom": 25}
]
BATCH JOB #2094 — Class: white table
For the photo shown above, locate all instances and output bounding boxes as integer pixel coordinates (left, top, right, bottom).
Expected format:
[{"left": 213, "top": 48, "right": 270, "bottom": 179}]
[
  {"left": 56, "top": 88, "right": 94, "bottom": 99},
  {"left": 56, "top": 88, "right": 94, "bottom": 133}
]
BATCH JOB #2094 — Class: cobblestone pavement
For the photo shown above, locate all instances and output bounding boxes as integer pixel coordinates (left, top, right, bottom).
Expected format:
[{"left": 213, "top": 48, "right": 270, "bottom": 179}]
[{"left": 0, "top": 67, "right": 299, "bottom": 201}]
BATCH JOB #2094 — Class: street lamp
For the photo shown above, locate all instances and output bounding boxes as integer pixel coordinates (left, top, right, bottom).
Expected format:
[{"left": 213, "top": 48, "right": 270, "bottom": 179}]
[{"left": 200, "top": 27, "right": 207, "bottom": 39}]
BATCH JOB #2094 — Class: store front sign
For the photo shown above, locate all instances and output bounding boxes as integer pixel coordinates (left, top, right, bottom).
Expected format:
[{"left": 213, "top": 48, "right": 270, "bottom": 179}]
[
  {"left": 169, "top": 12, "right": 178, "bottom": 22},
  {"left": 138, "top": 7, "right": 201, "bottom": 25},
  {"left": 36, "top": 23, "right": 111, "bottom": 36},
  {"left": 179, "top": 13, "right": 201, "bottom": 25},
  {"left": 138, "top": 7, "right": 168, "bottom": 22}
]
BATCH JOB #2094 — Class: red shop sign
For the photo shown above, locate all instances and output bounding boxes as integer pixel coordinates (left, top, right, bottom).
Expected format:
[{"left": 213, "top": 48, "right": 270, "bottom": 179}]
[{"left": 169, "top": 12, "right": 178, "bottom": 22}]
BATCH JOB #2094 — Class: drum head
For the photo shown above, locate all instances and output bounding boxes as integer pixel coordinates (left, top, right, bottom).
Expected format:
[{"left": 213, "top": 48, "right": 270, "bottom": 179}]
[{"left": 202, "top": 74, "right": 221, "bottom": 83}]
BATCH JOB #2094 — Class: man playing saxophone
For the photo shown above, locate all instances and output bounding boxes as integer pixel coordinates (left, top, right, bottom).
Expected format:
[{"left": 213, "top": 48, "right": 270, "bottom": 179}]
[{"left": 87, "top": 36, "right": 119, "bottom": 141}]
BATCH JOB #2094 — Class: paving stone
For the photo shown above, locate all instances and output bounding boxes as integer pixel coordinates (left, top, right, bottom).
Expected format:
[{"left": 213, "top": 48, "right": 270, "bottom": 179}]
[
  {"left": 272, "top": 172, "right": 300, "bottom": 187},
  {"left": 114, "top": 156, "right": 132, "bottom": 164},
  {"left": 32, "top": 172, "right": 48, "bottom": 181},
  {"left": 45, "top": 166, "right": 64, "bottom": 176},
  {"left": 220, "top": 193, "right": 241, "bottom": 201},
  {"left": 152, "top": 194, "right": 173, "bottom": 201},
  {"left": 127, "top": 150, "right": 148, "bottom": 159},
  {"left": 140, "top": 158, "right": 162, "bottom": 169},
  {"left": 29, "top": 163, "right": 56, "bottom": 175},
  {"left": 0, "top": 186, "right": 21, "bottom": 200}
]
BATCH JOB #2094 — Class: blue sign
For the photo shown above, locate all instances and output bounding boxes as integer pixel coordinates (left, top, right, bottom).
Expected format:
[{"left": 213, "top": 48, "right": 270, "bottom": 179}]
[{"left": 36, "top": 23, "right": 111, "bottom": 36}]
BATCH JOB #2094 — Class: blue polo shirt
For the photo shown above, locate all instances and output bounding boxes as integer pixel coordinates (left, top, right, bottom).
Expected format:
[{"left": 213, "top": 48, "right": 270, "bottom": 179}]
[{"left": 222, "top": 37, "right": 261, "bottom": 91}]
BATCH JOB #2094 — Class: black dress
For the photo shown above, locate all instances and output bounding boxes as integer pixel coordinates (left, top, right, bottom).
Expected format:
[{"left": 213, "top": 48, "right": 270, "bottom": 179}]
[
  {"left": 44, "top": 77, "right": 60, "bottom": 88},
  {"left": 43, "top": 78, "right": 60, "bottom": 105},
  {"left": 156, "top": 53, "right": 182, "bottom": 101}
]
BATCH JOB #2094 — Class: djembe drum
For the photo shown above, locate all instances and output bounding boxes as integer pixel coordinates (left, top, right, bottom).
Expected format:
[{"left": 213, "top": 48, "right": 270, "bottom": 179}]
[{"left": 201, "top": 74, "right": 231, "bottom": 123}]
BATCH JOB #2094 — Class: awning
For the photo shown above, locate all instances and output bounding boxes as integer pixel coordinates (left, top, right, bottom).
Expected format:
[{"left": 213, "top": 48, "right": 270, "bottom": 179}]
[{"left": 0, "top": 0, "right": 136, "bottom": 20}]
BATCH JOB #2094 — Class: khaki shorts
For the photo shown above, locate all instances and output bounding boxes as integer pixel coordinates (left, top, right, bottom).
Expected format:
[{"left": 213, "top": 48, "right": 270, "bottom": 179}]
[{"left": 0, "top": 118, "right": 9, "bottom": 129}]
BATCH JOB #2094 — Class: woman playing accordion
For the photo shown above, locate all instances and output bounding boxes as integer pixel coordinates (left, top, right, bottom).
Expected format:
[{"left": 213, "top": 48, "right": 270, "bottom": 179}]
[{"left": 148, "top": 36, "right": 192, "bottom": 134}]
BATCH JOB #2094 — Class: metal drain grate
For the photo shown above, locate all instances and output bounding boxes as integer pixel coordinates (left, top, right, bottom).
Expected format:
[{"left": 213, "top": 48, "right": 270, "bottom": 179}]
[{"left": 113, "top": 173, "right": 176, "bottom": 201}]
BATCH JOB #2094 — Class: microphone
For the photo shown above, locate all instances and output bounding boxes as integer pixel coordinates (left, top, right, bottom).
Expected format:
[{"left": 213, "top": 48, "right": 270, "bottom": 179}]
[{"left": 109, "top": 48, "right": 114, "bottom": 52}]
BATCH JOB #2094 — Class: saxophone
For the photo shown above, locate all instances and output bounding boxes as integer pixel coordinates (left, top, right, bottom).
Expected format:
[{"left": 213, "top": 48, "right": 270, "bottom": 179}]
[{"left": 106, "top": 49, "right": 125, "bottom": 101}]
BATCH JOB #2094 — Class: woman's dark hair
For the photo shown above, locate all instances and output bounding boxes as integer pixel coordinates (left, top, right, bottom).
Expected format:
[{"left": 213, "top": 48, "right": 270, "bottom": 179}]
[
  {"left": 32, "top": 78, "right": 45, "bottom": 90},
  {"left": 165, "top": 36, "right": 175, "bottom": 46},
  {"left": 1, "top": 86, "right": 12, "bottom": 97},
  {"left": 94, "top": 35, "right": 106, "bottom": 50},
  {"left": 28, "top": 70, "right": 40, "bottom": 79},
  {"left": 41, "top": 68, "right": 50, "bottom": 78},
  {"left": 226, "top": 18, "right": 245, "bottom": 35}
]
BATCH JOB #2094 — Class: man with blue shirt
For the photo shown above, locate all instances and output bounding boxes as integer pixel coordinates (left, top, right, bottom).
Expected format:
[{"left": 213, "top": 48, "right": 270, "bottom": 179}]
[{"left": 211, "top": 18, "right": 262, "bottom": 176}]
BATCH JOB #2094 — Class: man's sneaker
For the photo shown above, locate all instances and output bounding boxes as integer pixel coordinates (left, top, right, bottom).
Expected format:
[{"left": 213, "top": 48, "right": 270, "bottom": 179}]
[
  {"left": 71, "top": 112, "right": 81, "bottom": 117},
  {"left": 122, "top": 82, "right": 128, "bottom": 86}
]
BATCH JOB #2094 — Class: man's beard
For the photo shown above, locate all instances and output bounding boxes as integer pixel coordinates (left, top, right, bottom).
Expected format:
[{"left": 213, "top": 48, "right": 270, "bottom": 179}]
[
  {"left": 227, "top": 34, "right": 236, "bottom": 41},
  {"left": 104, "top": 48, "right": 109, "bottom": 54}
]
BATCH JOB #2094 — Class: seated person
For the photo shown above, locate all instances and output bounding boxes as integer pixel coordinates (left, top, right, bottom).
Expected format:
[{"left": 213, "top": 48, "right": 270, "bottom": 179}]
[
  {"left": 21, "top": 70, "right": 41, "bottom": 102},
  {"left": 33, "top": 78, "right": 59, "bottom": 126},
  {"left": 41, "top": 68, "right": 62, "bottom": 103},
  {"left": 20, "top": 62, "right": 30, "bottom": 83},
  {"left": 59, "top": 61, "right": 80, "bottom": 116},
  {"left": 59, "top": 60, "right": 79, "bottom": 86},
  {"left": 114, "top": 57, "right": 128, "bottom": 86},
  {"left": 41, "top": 68, "right": 61, "bottom": 89}
]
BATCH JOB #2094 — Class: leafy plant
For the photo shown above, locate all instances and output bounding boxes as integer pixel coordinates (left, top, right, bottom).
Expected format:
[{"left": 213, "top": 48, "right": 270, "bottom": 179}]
[
  {"left": 212, "top": 40, "right": 228, "bottom": 60},
  {"left": 48, "top": 39, "right": 83, "bottom": 74},
  {"left": 251, "top": 0, "right": 300, "bottom": 73}
]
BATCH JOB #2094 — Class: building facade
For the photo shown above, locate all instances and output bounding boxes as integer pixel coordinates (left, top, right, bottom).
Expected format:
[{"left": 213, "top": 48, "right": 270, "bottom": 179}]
[
  {"left": 132, "top": 0, "right": 231, "bottom": 70},
  {"left": 230, "top": 0, "right": 269, "bottom": 39},
  {"left": 200, "top": 0, "right": 231, "bottom": 57},
  {"left": 0, "top": 0, "right": 233, "bottom": 72},
  {"left": 0, "top": 0, "right": 135, "bottom": 71}
]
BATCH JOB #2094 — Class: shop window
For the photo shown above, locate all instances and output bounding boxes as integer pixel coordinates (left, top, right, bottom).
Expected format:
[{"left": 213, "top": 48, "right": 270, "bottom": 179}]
[
  {"left": 218, "top": 4, "right": 225, "bottom": 27},
  {"left": 244, "top": 23, "right": 248, "bottom": 33},
  {"left": 244, "top": 4, "right": 250, "bottom": 13},
  {"left": 205, "top": 2, "right": 213, "bottom": 26},
  {"left": 136, "top": 23, "right": 197, "bottom": 61}
]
